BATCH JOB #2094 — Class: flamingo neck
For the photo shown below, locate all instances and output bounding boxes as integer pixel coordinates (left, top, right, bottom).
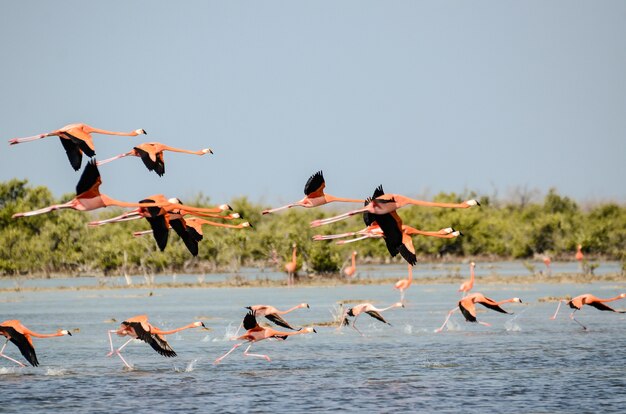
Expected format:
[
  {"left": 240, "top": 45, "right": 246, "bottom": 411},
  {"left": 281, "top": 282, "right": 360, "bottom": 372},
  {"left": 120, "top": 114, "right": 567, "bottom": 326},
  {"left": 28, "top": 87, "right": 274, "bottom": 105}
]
[
  {"left": 278, "top": 305, "right": 303, "bottom": 315},
  {"left": 495, "top": 298, "right": 517, "bottom": 306},
  {"left": 28, "top": 331, "right": 64, "bottom": 338},
  {"left": 597, "top": 295, "right": 626, "bottom": 303},
  {"left": 324, "top": 194, "right": 364, "bottom": 203},
  {"left": 379, "top": 303, "right": 402, "bottom": 312},
  {"left": 291, "top": 247, "right": 297, "bottom": 264},
  {"left": 151, "top": 323, "right": 198, "bottom": 335},
  {"left": 351, "top": 253, "right": 356, "bottom": 267}
]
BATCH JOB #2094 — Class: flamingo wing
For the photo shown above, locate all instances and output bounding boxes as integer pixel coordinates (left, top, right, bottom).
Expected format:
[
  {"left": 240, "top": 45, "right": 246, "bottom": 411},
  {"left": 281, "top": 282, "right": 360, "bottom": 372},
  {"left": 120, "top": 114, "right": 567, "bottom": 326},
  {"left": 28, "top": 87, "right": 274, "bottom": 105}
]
[
  {"left": 58, "top": 137, "right": 83, "bottom": 171},
  {"left": 459, "top": 301, "right": 477, "bottom": 322},
  {"left": 134, "top": 147, "right": 165, "bottom": 177},
  {"left": 243, "top": 311, "right": 260, "bottom": 331},
  {"left": 365, "top": 310, "right": 391, "bottom": 325},
  {"left": 169, "top": 218, "right": 199, "bottom": 256},
  {"left": 477, "top": 301, "right": 510, "bottom": 314},
  {"left": 139, "top": 199, "right": 169, "bottom": 251},
  {"left": 264, "top": 313, "right": 297, "bottom": 330},
  {"left": 587, "top": 302, "right": 622, "bottom": 312},
  {"left": 122, "top": 321, "right": 177, "bottom": 357},
  {"left": 75, "top": 160, "right": 102, "bottom": 197},
  {"left": 62, "top": 131, "right": 95, "bottom": 157},
  {"left": 303, "top": 171, "right": 325, "bottom": 197},
  {"left": 0, "top": 326, "right": 39, "bottom": 367}
]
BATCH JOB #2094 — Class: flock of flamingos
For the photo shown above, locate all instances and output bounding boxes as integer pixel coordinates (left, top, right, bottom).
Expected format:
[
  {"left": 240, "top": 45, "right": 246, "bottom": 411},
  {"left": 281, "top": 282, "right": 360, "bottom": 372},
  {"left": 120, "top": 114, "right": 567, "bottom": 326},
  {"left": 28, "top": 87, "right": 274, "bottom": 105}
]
[{"left": 1, "top": 123, "right": 625, "bottom": 369}]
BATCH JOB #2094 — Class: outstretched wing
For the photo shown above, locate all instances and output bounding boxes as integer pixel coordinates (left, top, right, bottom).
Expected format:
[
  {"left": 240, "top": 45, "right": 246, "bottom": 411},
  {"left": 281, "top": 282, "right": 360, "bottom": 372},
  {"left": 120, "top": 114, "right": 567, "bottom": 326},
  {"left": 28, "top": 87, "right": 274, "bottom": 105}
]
[
  {"left": 365, "top": 310, "right": 391, "bottom": 325},
  {"left": 264, "top": 313, "right": 297, "bottom": 330},
  {"left": 134, "top": 147, "right": 165, "bottom": 177},
  {"left": 304, "top": 171, "right": 325, "bottom": 197},
  {"left": 243, "top": 311, "right": 260, "bottom": 331},
  {"left": 59, "top": 137, "right": 83, "bottom": 171},
  {"left": 587, "top": 302, "right": 621, "bottom": 312},
  {"left": 0, "top": 326, "right": 39, "bottom": 367},
  {"left": 75, "top": 159, "right": 102, "bottom": 197},
  {"left": 122, "top": 321, "right": 177, "bottom": 357},
  {"left": 169, "top": 218, "right": 199, "bottom": 256},
  {"left": 459, "top": 301, "right": 477, "bottom": 322},
  {"left": 63, "top": 131, "right": 95, "bottom": 157},
  {"left": 478, "top": 301, "right": 510, "bottom": 314},
  {"left": 140, "top": 199, "right": 169, "bottom": 251}
]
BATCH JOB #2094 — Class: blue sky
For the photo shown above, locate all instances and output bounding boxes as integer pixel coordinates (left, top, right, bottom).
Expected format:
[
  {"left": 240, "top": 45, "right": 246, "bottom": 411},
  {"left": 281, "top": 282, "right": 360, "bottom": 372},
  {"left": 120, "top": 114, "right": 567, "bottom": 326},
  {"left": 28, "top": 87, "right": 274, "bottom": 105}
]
[{"left": 1, "top": 1, "right": 625, "bottom": 207}]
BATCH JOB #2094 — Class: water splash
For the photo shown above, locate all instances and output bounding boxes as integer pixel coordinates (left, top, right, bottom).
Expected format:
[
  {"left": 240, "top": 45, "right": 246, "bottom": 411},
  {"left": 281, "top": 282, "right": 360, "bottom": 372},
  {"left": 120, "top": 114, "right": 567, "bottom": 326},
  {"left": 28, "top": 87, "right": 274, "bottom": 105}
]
[
  {"left": 0, "top": 367, "right": 20, "bottom": 375},
  {"left": 45, "top": 368, "right": 69, "bottom": 376},
  {"left": 403, "top": 324, "right": 413, "bottom": 334},
  {"left": 505, "top": 309, "right": 527, "bottom": 332},
  {"left": 212, "top": 323, "right": 238, "bottom": 342},
  {"left": 175, "top": 359, "right": 198, "bottom": 372}
]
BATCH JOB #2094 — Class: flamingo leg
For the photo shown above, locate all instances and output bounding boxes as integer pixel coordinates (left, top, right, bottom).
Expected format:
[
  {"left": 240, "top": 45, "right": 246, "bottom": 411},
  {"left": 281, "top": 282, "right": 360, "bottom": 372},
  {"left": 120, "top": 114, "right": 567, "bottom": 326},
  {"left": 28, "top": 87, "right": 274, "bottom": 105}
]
[
  {"left": 435, "top": 308, "right": 458, "bottom": 333},
  {"left": 214, "top": 342, "right": 244, "bottom": 364},
  {"left": 12, "top": 202, "right": 73, "bottom": 218},
  {"left": 96, "top": 153, "right": 131, "bottom": 166},
  {"left": 262, "top": 204, "right": 298, "bottom": 215},
  {"left": 243, "top": 344, "right": 271, "bottom": 362},
  {"left": 569, "top": 310, "right": 587, "bottom": 330},
  {"left": 351, "top": 315, "right": 364, "bottom": 336},
  {"left": 400, "top": 289, "right": 405, "bottom": 304},
  {"left": 8, "top": 134, "right": 48, "bottom": 145},
  {"left": 0, "top": 341, "right": 26, "bottom": 367},
  {"left": 336, "top": 235, "right": 373, "bottom": 245},
  {"left": 477, "top": 321, "right": 492, "bottom": 327},
  {"left": 550, "top": 300, "right": 564, "bottom": 320}
]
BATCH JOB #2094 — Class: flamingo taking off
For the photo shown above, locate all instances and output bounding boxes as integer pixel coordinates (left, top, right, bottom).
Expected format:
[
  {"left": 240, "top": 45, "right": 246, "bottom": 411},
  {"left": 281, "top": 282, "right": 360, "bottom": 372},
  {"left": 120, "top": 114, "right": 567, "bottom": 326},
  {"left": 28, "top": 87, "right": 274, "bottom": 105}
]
[
  {"left": 0, "top": 320, "right": 72, "bottom": 367},
  {"left": 342, "top": 302, "right": 404, "bottom": 336},
  {"left": 97, "top": 142, "right": 212, "bottom": 176},
  {"left": 436, "top": 293, "right": 522, "bottom": 332},
  {"left": 550, "top": 293, "right": 626, "bottom": 330},
  {"left": 343, "top": 251, "right": 358, "bottom": 277},
  {"left": 214, "top": 311, "right": 316, "bottom": 364},
  {"left": 285, "top": 243, "right": 298, "bottom": 286},
  {"left": 244, "top": 303, "right": 310, "bottom": 331},
  {"left": 8, "top": 123, "right": 146, "bottom": 171},
  {"left": 107, "top": 315, "right": 206, "bottom": 369},
  {"left": 394, "top": 265, "right": 413, "bottom": 303},
  {"left": 12, "top": 161, "right": 231, "bottom": 219},
  {"left": 458, "top": 262, "right": 476, "bottom": 297},
  {"left": 262, "top": 171, "right": 363, "bottom": 214},
  {"left": 311, "top": 184, "right": 479, "bottom": 228}
]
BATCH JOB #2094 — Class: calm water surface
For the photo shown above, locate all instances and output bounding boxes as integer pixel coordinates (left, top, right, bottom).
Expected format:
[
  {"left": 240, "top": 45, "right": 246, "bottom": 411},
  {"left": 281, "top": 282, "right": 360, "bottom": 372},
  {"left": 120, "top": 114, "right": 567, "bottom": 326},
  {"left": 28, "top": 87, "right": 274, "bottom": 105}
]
[{"left": 1, "top": 277, "right": 625, "bottom": 413}]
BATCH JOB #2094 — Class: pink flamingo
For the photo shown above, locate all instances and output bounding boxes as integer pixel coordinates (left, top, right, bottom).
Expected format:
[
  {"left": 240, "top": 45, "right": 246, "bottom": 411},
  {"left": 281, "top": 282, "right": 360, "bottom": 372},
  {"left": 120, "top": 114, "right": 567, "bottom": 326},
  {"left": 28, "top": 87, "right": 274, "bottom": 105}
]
[
  {"left": 285, "top": 244, "right": 298, "bottom": 286},
  {"left": 97, "top": 142, "right": 212, "bottom": 176},
  {"left": 343, "top": 251, "right": 358, "bottom": 277},
  {"left": 8, "top": 123, "right": 146, "bottom": 170},
  {"left": 550, "top": 293, "right": 626, "bottom": 330},
  {"left": 458, "top": 262, "right": 476, "bottom": 297},
  {"left": 243, "top": 303, "right": 310, "bottom": 331},
  {"left": 0, "top": 320, "right": 72, "bottom": 367},
  {"left": 394, "top": 265, "right": 413, "bottom": 303},
  {"left": 342, "top": 302, "right": 404, "bottom": 336},
  {"left": 311, "top": 185, "right": 479, "bottom": 227},
  {"left": 436, "top": 293, "right": 522, "bottom": 332},
  {"left": 214, "top": 311, "right": 316, "bottom": 364},
  {"left": 262, "top": 171, "right": 363, "bottom": 214},
  {"left": 107, "top": 315, "right": 206, "bottom": 369}
]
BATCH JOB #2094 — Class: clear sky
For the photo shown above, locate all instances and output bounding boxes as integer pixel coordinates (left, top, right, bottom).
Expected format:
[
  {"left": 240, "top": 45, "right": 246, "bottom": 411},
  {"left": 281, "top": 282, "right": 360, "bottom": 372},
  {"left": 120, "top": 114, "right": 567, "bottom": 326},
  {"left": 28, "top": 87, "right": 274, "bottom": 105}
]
[{"left": 1, "top": 1, "right": 625, "bottom": 207}]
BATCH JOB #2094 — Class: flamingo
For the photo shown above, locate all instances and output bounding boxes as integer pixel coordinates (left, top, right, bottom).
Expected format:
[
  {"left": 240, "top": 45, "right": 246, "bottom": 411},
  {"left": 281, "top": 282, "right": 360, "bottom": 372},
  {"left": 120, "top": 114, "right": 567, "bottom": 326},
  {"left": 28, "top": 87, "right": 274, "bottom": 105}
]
[
  {"left": 133, "top": 217, "right": 252, "bottom": 240},
  {"left": 550, "top": 293, "right": 626, "bottom": 330},
  {"left": 394, "top": 265, "right": 413, "bottom": 303},
  {"left": 311, "top": 184, "right": 479, "bottom": 228},
  {"left": 243, "top": 303, "right": 310, "bottom": 331},
  {"left": 12, "top": 161, "right": 231, "bottom": 219},
  {"left": 575, "top": 244, "right": 584, "bottom": 272},
  {"left": 0, "top": 320, "right": 72, "bottom": 367},
  {"left": 97, "top": 142, "right": 212, "bottom": 176},
  {"left": 8, "top": 123, "right": 146, "bottom": 171},
  {"left": 107, "top": 315, "right": 206, "bottom": 369},
  {"left": 343, "top": 251, "right": 358, "bottom": 277},
  {"left": 542, "top": 255, "right": 552, "bottom": 275},
  {"left": 214, "top": 311, "right": 316, "bottom": 364},
  {"left": 285, "top": 243, "right": 298, "bottom": 286},
  {"left": 342, "top": 302, "right": 404, "bottom": 336},
  {"left": 436, "top": 293, "right": 522, "bottom": 332},
  {"left": 458, "top": 262, "right": 476, "bottom": 297},
  {"left": 313, "top": 224, "right": 459, "bottom": 244},
  {"left": 262, "top": 171, "right": 363, "bottom": 214}
]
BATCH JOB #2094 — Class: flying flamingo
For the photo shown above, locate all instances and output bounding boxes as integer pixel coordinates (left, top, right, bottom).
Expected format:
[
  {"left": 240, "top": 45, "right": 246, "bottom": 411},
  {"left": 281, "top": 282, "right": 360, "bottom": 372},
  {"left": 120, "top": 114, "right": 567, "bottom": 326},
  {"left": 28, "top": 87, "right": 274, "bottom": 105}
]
[
  {"left": 343, "top": 251, "right": 357, "bottom": 277},
  {"left": 394, "top": 265, "right": 413, "bottom": 303},
  {"left": 107, "top": 315, "right": 206, "bottom": 369},
  {"left": 458, "top": 262, "right": 476, "bottom": 297},
  {"left": 436, "top": 293, "right": 522, "bottom": 332},
  {"left": 341, "top": 302, "right": 404, "bottom": 336},
  {"left": 313, "top": 224, "right": 458, "bottom": 244},
  {"left": 285, "top": 243, "right": 298, "bottom": 286},
  {"left": 243, "top": 303, "right": 310, "bottom": 331},
  {"left": 12, "top": 162, "right": 231, "bottom": 219},
  {"left": 97, "top": 142, "right": 213, "bottom": 176},
  {"left": 311, "top": 185, "right": 479, "bottom": 228},
  {"left": 8, "top": 123, "right": 146, "bottom": 170},
  {"left": 133, "top": 217, "right": 252, "bottom": 240},
  {"left": 262, "top": 171, "right": 363, "bottom": 214},
  {"left": 550, "top": 293, "right": 626, "bottom": 330},
  {"left": 214, "top": 311, "right": 316, "bottom": 364},
  {"left": 0, "top": 320, "right": 72, "bottom": 367}
]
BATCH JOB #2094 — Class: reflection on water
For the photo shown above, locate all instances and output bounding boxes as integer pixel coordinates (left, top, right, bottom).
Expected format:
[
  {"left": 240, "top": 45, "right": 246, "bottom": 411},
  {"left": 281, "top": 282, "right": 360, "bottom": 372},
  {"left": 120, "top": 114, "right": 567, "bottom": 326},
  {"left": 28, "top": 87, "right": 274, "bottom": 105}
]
[{"left": 0, "top": 280, "right": 625, "bottom": 412}]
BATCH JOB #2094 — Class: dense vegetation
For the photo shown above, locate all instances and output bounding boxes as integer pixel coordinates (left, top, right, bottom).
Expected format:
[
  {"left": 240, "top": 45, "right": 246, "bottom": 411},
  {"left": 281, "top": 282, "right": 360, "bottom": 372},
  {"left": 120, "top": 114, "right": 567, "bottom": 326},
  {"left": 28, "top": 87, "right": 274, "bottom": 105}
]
[{"left": 0, "top": 179, "right": 624, "bottom": 276}]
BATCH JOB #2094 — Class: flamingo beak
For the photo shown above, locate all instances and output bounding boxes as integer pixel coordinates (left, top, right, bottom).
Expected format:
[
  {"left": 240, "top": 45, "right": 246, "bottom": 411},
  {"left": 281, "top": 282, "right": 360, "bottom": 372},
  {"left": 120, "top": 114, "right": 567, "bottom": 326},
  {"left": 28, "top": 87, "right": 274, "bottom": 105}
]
[
  {"left": 201, "top": 322, "right": 206, "bottom": 328},
  {"left": 67, "top": 331, "right": 72, "bottom": 336},
  {"left": 306, "top": 304, "right": 310, "bottom": 308},
  {"left": 313, "top": 328, "right": 317, "bottom": 333}
]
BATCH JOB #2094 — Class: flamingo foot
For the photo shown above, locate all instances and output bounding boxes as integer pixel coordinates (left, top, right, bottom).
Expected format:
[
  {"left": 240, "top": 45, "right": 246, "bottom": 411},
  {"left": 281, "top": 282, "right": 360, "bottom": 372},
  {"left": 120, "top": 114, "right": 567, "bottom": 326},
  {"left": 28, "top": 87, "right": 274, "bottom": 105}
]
[{"left": 8, "top": 138, "right": 18, "bottom": 145}]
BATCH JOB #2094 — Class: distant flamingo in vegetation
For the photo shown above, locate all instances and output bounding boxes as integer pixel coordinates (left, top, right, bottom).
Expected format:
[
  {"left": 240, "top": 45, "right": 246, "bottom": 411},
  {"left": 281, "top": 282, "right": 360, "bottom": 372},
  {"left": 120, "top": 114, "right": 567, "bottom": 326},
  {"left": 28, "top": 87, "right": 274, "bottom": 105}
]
[
  {"left": 542, "top": 255, "right": 551, "bottom": 275},
  {"left": 285, "top": 244, "right": 298, "bottom": 286},
  {"left": 8, "top": 123, "right": 146, "bottom": 170},
  {"left": 262, "top": 171, "right": 363, "bottom": 214},
  {"left": 343, "top": 251, "right": 358, "bottom": 277},
  {"left": 0, "top": 320, "right": 72, "bottom": 367},
  {"left": 394, "top": 265, "right": 413, "bottom": 303},
  {"left": 550, "top": 293, "right": 626, "bottom": 330},
  {"left": 311, "top": 184, "right": 479, "bottom": 227},
  {"left": 107, "top": 315, "right": 206, "bottom": 369},
  {"left": 458, "top": 262, "right": 476, "bottom": 297},
  {"left": 97, "top": 142, "right": 212, "bottom": 176},
  {"left": 342, "top": 302, "right": 404, "bottom": 336},
  {"left": 436, "top": 293, "right": 522, "bottom": 332},
  {"left": 214, "top": 311, "right": 316, "bottom": 364}
]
